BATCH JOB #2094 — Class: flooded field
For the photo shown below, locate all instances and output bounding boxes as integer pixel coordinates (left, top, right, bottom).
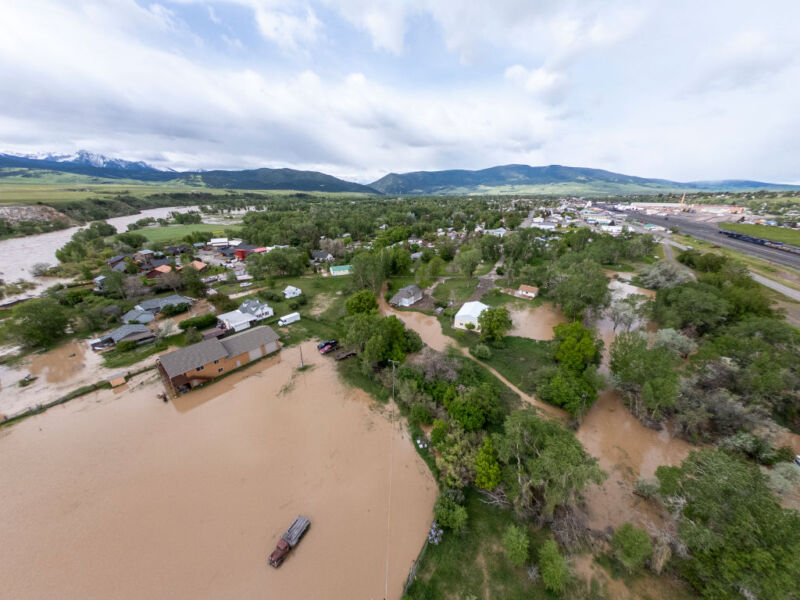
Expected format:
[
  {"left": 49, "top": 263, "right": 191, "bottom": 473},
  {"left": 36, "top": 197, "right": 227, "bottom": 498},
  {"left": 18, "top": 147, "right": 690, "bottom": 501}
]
[
  {"left": 507, "top": 301, "right": 566, "bottom": 340},
  {"left": 0, "top": 342, "right": 436, "bottom": 599},
  {"left": 0, "top": 340, "right": 137, "bottom": 418}
]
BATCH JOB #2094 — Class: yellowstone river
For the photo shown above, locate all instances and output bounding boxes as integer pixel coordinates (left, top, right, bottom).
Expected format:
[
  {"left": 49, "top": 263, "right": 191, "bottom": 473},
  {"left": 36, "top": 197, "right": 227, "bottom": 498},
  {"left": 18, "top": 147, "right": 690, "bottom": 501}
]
[{"left": 0, "top": 341, "right": 437, "bottom": 599}]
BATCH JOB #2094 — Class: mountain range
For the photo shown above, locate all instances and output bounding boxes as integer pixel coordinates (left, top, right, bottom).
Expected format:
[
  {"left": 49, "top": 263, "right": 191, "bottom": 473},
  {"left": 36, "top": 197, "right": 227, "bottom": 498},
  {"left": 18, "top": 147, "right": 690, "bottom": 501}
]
[{"left": 1, "top": 151, "right": 797, "bottom": 196}]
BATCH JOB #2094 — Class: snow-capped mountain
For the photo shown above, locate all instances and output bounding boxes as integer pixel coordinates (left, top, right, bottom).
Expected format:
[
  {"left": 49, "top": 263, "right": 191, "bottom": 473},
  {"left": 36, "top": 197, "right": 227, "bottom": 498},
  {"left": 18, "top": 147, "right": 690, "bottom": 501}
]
[{"left": 7, "top": 149, "right": 159, "bottom": 171}]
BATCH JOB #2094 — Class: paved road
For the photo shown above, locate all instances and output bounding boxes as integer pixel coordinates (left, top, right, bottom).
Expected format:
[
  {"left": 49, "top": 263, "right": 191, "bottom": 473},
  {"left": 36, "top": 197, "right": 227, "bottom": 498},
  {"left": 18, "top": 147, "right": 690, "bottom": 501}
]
[
  {"left": 748, "top": 272, "right": 800, "bottom": 302},
  {"left": 613, "top": 210, "right": 800, "bottom": 271}
]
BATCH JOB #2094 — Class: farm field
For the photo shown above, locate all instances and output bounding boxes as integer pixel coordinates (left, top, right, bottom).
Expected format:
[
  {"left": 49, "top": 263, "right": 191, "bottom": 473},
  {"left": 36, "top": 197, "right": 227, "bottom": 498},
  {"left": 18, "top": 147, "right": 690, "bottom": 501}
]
[
  {"left": 719, "top": 222, "right": 800, "bottom": 246},
  {"left": 131, "top": 224, "right": 238, "bottom": 243}
]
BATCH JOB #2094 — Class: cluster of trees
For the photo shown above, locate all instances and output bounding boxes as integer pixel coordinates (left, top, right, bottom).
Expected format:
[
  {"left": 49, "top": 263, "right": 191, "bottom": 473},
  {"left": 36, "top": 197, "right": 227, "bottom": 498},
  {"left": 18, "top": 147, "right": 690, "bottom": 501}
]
[
  {"left": 655, "top": 449, "right": 800, "bottom": 599},
  {"left": 611, "top": 249, "right": 800, "bottom": 439}
]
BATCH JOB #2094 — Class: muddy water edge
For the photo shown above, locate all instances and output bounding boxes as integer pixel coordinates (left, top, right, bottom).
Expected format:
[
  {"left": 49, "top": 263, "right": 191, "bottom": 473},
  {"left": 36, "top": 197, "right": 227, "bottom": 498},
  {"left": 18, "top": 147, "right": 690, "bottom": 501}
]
[{"left": 0, "top": 342, "right": 437, "bottom": 599}]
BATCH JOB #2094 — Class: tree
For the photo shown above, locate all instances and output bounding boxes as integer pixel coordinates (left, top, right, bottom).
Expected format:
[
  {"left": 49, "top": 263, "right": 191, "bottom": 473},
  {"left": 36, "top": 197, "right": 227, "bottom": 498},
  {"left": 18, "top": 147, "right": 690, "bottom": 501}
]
[
  {"left": 475, "top": 437, "right": 502, "bottom": 490},
  {"left": 539, "top": 367, "right": 598, "bottom": 420},
  {"left": 652, "top": 328, "right": 696, "bottom": 358},
  {"left": 478, "top": 307, "right": 512, "bottom": 344},
  {"left": 611, "top": 523, "right": 652, "bottom": 573},
  {"left": 352, "top": 252, "right": 386, "bottom": 292},
  {"left": 610, "top": 331, "right": 680, "bottom": 421},
  {"left": 494, "top": 409, "right": 606, "bottom": 517},
  {"left": 157, "top": 270, "right": 182, "bottom": 293},
  {"left": 427, "top": 256, "right": 445, "bottom": 278},
  {"left": 539, "top": 539, "right": 568, "bottom": 594},
  {"left": 480, "top": 234, "right": 502, "bottom": 262},
  {"left": 502, "top": 524, "right": 529, "bottom": 567},
  {"left": 345, "top": 290, "right": 378, "bottom": 315},
  {"left": 455, "top": 248, "right": 481, "bottom": 278},
  {"left": 181, "top": 265, "right": 205, "bottom": 297},
  {"left": 184, "top": 326, "right": 203, "bottom": 344},
  {"left": 639, "top": 260, "right": 692, "bottom": 289},
  {"left": 546, "top": 258, "right": 610, "bottom": 320},
  {"left": 552, "top": 321, "right": 601, "bottom": 372},
  {"left": 11, "top": 298, "right": 69, "bottom": 347},
  {"left": 122, "top": 275, "right": 148, "bottom": 299},
  {"left": 657, "top": 449, "right": 800, "bottom": 599}
]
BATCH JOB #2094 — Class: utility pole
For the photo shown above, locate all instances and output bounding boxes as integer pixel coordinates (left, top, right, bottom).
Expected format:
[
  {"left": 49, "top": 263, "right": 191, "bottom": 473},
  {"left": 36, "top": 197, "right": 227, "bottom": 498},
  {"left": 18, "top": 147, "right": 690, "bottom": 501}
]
[
  {"left": 299, "top": 344, "right": 304, "bottom": 368},
  {"left": 388, "top": 359, "right": 399, "bottom": 400}
]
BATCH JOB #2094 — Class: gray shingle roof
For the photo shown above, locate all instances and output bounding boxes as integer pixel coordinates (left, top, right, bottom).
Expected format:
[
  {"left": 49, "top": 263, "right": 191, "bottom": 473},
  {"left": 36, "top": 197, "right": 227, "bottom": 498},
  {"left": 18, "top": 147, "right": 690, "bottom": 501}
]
[
  {"left": 137, "top": 294, "right": 192, "bottom": 312},
  {"left": 122, "top": 309, "right": 155, "bottom": 324},
  {"left": 108, "top": 324, "right": 152, "bottom": 343},
  {"left": 220, "top": 326, "right": 279, "bottom": 358},
  {"left": 158, "top": 339, "right": 228, "bottom": 379}
]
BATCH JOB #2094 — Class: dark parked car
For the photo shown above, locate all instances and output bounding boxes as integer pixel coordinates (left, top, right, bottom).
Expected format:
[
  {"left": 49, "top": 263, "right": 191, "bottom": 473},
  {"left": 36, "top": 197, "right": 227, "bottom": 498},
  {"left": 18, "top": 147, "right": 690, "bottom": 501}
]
[
  {"left": 320, "top": 341, "right": 339, "bottom": 354},
  {"left": 317, "top": 339, "right": 336, "bottom": 350}
]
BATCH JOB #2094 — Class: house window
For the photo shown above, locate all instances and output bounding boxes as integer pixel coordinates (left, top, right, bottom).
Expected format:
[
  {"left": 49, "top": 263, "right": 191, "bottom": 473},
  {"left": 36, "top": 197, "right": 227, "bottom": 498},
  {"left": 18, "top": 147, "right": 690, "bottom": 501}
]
[
  {"left": 196, "top": 365, "right": 204, "bottom": 371},
  {"left": 217, "top": 367, "right": 224, "bottom": 373},
  {"left": 213, "top": 359, "right": 219, "bottom": 364}
]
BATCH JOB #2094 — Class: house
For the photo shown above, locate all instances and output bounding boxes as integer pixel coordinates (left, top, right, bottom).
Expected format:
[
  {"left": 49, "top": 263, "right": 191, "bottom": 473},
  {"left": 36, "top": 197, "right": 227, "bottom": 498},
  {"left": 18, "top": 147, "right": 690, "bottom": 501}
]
[
  {"left": 135, "top": 294, "right": 193, "bottom": 315},
  {"left": 329, "top": 265, "right": 353, "bottom": 277},
  {"left": 145, "top": 264, "right": 172, "bottom": 279},
  {"left": 163, "top": 245, "right": 190, "bottom": 256},
  {"left": 454, "top": 301, "right": 489, "bottom": 331},
  {"left": 233, "top": 244, "right": 259, "bottom": 261},
  {"left": 311, "top": 250, "right": 335, "bottom": 263},
  {"left": 487, "top": 227, "right": 508, "bottom": 237},
  {"left": 390, "top": 285, "right": 423, "bottom": 307},
  {"left": 177, "top": 260, "right": 207, "bottom": 272},
  {"left": 217, "top": 309, "right": 259, "bottom": 332},
  {"left": 410, "top": 251, "right": 423, "bottom": 261},
  {"left": 240, "top": 299, "right": 274, "bottom": 320},
  {"left": 517, "top": 284, "right": 538, "bottom": 299},
  {"left": 283, "top": 285, "right": 302, "bottom": 299},
  {"left": 90, "top": 324, "right": 155, "bottom": 351},
  {"left": 121, "top": 309, "right": 155, "bottom": 324},
  {"left": 209, "top": 238, "right": 229, "bottom": 248},
  {"left": 157, "top": 326, "right": 280, "bottom": 394},
  {"left": 107, "top": 254, "right": 129, "bottom": 268},
  {"left": 93, "top": 275, "right": 106, "bottom": 292}
]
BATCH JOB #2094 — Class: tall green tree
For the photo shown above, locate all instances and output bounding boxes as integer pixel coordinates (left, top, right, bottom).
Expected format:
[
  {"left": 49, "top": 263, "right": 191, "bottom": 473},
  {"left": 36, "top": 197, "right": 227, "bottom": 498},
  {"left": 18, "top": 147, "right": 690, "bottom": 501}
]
[
  {"left": 345, "top": 290, "right": 378, "bottom": 315},
  {"left": 539, "top": 539, "right": 569, "bottom": 594},
  {"left": 502, "top": 524, "right": 529, "bottom": 567},
  {"left": 12, "top": 298, "right": 69, "bottom": 347},
  {"left": 478, "top": 306, "right": 512, "bottom": 344},
  {"left": 474, "top": 437, "right": 502, "bottom": 490}
]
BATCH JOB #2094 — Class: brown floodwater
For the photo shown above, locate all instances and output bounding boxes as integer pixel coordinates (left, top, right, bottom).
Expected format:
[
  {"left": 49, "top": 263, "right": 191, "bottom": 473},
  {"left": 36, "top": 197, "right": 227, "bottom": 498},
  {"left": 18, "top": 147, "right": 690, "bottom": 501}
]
[
  {"left": 507, "top": 301, "right": 567, "bottom": 340},
  {"left": 0, "top": 341, "right": 437, "bottom": 599},
  {"left": 28, "top": 340, "right": 88, "bottom": 383},
  {"left": 577, "top": 390, "right": 692, "bottom": 530}
]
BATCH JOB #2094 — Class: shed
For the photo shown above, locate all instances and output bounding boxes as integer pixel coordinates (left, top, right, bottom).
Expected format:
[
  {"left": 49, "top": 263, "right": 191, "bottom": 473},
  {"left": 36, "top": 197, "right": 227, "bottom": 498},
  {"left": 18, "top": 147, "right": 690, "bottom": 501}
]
[
  {"left": 283, "top": 285, "right": 302, "bottom": 299},
  {"left": 517, "top": 284, "right": 538, "bottom": 299},
  {"left": 329, "top": 265, "right": 353, "bottom": 277},
  {"left": 217, "top": 309, "right": 258, "bottom": 332},
  {"left": 390, "top": 285, "right": 423, "bottom": 307}
]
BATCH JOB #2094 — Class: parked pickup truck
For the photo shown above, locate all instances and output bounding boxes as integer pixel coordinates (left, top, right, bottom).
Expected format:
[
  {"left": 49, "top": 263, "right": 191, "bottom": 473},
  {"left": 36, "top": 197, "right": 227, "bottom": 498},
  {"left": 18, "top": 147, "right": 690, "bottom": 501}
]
[{"left": 268, "top": 516, "right": 310, "bottom": 568}]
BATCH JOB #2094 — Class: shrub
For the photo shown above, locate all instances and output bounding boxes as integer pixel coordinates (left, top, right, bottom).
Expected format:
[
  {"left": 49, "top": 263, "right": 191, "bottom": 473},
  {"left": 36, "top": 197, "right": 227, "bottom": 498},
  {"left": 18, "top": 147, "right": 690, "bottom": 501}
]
[
  {"left": 430, "top": 419, "right": 449, "bottom": 446},
  {"left": 465, "top": 322, "right": 475, "bottom": 330},
  {"left": 184, "top": 327, "right": 202, "bottom": 344},
  {"left": 471, "top": 343, "right": 492, "bottom": 360},
  {"left": 539, "top": 539, "right": 568, "bottom": 594},
  {"left": 502, "top": 524, "right": 529, "bottom": 567},
  {"left": 433, "top": 495, "right": 467, "bottom": 533},
  {"left": 116, "top": 340, "right": 137, "bottom": 352},
  {"left": 178, "top": 313, "right": 218, "bottom": 331},
  {"left": 160, "top": 302, "right": 189, "bottom": 317},
  {"left": 409, "top": 402, "right": 433, "bottom": 426},
  {"left": 634, "top": 477, "right": 659, "bottom": 500},
  {"left": 611, "top": 523, "right": 652, "bottom": 572},
  {"left": 259, "top": 290, "right": 282, "bottom": 303}
]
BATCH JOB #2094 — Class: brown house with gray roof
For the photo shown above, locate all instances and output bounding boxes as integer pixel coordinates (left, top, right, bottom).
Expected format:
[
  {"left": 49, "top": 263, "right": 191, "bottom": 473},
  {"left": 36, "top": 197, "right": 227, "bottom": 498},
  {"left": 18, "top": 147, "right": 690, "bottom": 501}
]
[{"left": 157, "top": 325, "right": 280, "bottom": 395}]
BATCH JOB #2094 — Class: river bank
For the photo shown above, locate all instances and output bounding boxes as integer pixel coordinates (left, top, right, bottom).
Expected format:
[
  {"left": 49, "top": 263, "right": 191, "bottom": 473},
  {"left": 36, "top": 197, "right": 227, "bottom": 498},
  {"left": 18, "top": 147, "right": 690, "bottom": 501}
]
[{"left": 0, "top": 341, "right": 437, "bottom": 599}]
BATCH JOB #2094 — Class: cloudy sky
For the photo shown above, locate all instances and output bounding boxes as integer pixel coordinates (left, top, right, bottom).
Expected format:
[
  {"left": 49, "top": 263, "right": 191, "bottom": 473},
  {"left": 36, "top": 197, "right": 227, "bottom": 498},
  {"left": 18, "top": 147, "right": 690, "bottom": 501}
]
[{"left": 1, "top": 0, "right": 798, "bottom": 183}]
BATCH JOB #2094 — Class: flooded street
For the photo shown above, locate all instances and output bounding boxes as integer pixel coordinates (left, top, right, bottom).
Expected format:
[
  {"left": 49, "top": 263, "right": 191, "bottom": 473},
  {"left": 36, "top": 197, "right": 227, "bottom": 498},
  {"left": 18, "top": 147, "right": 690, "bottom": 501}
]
[
  {"left": 0, "top": 206, "right": 198, "bottom": 302},
  {"left": 0, "top": 342, "right": 436, "bottom": 600},
  {"left": 507, "top": 301, "right": 566, "bottom": 340}
]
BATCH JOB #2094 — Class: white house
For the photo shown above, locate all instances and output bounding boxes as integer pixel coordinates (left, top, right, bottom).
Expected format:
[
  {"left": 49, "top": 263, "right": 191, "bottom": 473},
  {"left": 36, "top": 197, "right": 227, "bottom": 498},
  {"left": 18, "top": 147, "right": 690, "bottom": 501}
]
[
  {"left": 517, "top": 284, "right": 539, "bottom": 299},
  {"left": 390, "top": 285, "right": 423, "bottom": 307},
  {"left": 239, "top": 299, "right": 274, "bottom": 320},
  {"left": 454, "top": 301, "right": 489, "bottom": 331},
  {"left": 283, "top": 285, "right": 302, "bottom": 299},
  {"left": 487, "top": 227, "right": 507, "bottom": 237},
  {"left": 217, "top": 309, "right": 258, "bottom": 332}
]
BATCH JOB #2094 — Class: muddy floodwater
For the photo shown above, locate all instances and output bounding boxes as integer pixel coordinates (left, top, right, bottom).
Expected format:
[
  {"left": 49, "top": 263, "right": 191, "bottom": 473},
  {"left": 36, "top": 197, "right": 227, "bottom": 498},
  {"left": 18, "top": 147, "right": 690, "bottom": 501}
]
[
  {"left": 0, "top": 341, "right": 437, "bottom": 599},
  {"left": 507, "top": 301, "right": 567, "bottom": 340},
  {"left": 577, "top": 390, "right": 692, "bottom": 530}
]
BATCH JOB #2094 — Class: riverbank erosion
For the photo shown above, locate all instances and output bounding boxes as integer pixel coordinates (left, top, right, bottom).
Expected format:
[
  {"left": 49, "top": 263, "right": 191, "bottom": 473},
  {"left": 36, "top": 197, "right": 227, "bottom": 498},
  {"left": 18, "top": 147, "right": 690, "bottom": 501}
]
[{"left": 0, "top": 341, "right": 436, "bottom": 599}]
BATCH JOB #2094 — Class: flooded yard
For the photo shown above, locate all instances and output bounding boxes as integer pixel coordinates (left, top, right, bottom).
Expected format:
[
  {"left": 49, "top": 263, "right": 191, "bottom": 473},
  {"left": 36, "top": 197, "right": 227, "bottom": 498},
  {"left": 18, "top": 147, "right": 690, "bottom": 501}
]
[
  {"left": 0, "top": 341, "right": 437, "bottom": 599},
  {"left": 507, "top": 301, "right": 566, "bottom": 340}
]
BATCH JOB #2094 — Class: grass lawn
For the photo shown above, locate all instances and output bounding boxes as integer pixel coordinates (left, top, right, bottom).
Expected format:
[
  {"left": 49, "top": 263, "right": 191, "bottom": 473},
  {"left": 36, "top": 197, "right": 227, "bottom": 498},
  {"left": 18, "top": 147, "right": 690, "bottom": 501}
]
[
  {"left": 406, "top": 489, "right": 551, "bottom": 600},
  {"left": 719, "top": 222, "right": 800, "bottom": 246},
  {"left": 433, "top": 278, "right": 479, "bottom": 304},
  {"left": 476, "top": 337, "right": 554, "bottom": 395},
  {"left": 132, "top": 224, "right": 237, "bottom": 244},
  {"left": 102, "top": 332, "right": 187, "bottom": 368}
]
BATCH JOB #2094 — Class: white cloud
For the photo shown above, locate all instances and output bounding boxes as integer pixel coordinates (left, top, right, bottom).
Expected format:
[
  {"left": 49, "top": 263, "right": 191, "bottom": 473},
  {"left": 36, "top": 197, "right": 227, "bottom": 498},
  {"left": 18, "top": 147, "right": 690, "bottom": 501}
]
[{"left": 0, "top": 0, "right": 799, "bottom": 184}]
